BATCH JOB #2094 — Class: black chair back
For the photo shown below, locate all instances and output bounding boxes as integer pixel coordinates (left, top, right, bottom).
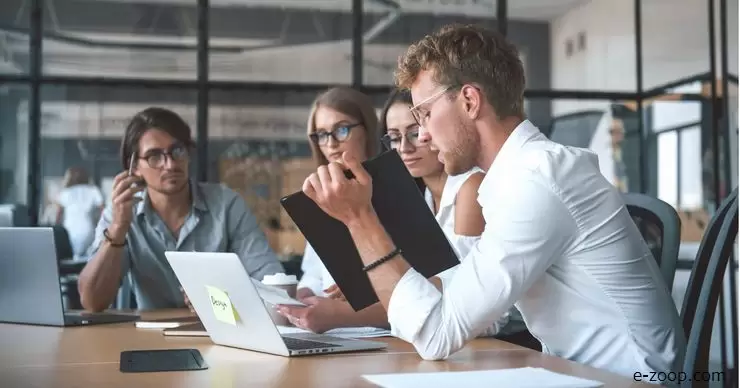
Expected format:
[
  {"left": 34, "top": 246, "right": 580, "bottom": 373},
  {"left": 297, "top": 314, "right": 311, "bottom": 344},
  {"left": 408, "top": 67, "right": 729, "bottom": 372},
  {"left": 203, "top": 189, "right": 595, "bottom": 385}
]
[
  {"left": 681, "top": 193, "right": 738, "bottom": 387},
  {"left": 51, "top": 225, "right": 75, "bottom": 261},
  {"left": 623, "top": 193, "right": 681, "bottom": 290},
  {"left": 681, "top": 188, "right": 738, "bottom": 335}
]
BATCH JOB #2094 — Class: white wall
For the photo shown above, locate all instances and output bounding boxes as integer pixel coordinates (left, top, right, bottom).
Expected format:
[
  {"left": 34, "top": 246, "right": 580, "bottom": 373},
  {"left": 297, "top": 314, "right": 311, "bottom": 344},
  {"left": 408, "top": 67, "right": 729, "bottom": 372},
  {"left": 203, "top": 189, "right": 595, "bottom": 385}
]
[
  {"left": 550, "top": 0, "right": 738, "bottom": 116},
  {"left": 551, "top": 0, "right": 738, "bottom": 210},
  {"left": 550, "top": 0, "right": 636, "bottom": 116}
]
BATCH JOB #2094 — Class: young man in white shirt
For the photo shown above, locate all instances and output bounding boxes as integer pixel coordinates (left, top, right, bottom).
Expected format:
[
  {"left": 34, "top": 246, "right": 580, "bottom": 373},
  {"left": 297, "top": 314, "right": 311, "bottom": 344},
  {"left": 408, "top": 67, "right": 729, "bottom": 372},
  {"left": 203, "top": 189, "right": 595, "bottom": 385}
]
[{"left": 298, "top": 24, "right": 685, "bottom": 378}]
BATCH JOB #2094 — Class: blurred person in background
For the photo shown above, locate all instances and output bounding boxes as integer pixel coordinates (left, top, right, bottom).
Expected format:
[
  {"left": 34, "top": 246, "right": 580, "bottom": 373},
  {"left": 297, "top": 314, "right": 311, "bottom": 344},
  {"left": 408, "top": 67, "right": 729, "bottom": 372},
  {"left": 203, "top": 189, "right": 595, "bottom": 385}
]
[{"left": 55, "top": 167, "right": 104, "bottom": 258}]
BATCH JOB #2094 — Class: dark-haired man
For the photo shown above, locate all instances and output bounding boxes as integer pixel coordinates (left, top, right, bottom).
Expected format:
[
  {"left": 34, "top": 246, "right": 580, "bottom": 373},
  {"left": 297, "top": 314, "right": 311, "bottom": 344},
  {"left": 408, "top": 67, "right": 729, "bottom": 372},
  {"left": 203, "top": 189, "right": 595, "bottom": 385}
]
[
  {"left": 299, "top": 24, "right": 685, "bottom": 378},
  {"left": 78, "top": 107, "right": 284, "bottom": 312}
]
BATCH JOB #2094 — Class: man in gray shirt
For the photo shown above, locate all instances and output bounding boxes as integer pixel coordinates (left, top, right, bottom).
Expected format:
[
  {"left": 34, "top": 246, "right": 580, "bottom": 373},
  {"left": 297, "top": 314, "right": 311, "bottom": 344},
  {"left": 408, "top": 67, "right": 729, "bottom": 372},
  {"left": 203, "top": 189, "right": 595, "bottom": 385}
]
[{"left": 78, "top": 107, "right": 284, "bottom": 311}]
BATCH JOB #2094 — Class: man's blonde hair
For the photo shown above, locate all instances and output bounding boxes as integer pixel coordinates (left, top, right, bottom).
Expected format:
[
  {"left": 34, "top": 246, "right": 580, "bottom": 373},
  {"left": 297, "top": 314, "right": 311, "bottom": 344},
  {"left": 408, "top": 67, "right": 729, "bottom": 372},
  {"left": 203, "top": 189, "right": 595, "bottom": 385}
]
[{"left": 395, "top": 24, "right": 525, "bottom": 119}]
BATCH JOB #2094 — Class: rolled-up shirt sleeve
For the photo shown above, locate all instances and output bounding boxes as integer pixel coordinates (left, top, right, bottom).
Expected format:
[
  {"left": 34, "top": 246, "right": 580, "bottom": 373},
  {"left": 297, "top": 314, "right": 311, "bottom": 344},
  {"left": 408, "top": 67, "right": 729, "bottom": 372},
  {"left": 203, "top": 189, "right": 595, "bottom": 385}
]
[
  {"left": 386, "top": 174, "right": 576, "bottom": 360},
  {"left": 436, "top": 234, "right": 510, "bottom": 336},
  {"left": 84, "top": 204, "right": 131, "bottom": 276},
  {"left": 435, "top": 233, "right": 479, "bottom": 290}
]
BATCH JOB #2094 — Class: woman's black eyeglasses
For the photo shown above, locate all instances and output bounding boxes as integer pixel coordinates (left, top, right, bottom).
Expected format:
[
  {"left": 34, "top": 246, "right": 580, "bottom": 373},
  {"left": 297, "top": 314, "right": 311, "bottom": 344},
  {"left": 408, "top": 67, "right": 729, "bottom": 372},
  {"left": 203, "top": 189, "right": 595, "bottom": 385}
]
[{"left": 310, "top": 123, "right": 362, "bottom": 146}]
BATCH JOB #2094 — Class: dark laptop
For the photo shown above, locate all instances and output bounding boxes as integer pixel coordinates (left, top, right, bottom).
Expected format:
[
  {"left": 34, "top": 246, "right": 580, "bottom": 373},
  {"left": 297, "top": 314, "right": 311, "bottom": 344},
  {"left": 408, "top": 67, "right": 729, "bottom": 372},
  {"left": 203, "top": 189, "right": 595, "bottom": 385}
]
[
  {"left": 0, "top": 227, "right": 139, "bottom": 326},
  {"left": 280, "top": 151, "right": 460, "bottom": 311}
]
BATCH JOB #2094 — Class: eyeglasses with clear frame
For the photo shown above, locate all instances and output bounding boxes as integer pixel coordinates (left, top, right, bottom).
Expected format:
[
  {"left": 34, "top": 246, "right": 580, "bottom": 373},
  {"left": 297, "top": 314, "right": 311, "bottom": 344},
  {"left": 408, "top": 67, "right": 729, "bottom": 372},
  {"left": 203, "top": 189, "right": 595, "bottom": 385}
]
[
  {"left": 408, "top": 86, "right": 455, "bottom": 128},
  {"left": 381, "top": 126, "right": 423, "bottom": 150}
]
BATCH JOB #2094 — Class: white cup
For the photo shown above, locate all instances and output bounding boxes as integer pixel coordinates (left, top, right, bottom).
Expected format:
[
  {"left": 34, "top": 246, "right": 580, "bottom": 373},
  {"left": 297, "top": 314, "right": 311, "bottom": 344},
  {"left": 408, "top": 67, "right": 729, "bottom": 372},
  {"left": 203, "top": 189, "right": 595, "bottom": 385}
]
[{"left": 262, "top": 273, "right": 299, "bottom": 326}]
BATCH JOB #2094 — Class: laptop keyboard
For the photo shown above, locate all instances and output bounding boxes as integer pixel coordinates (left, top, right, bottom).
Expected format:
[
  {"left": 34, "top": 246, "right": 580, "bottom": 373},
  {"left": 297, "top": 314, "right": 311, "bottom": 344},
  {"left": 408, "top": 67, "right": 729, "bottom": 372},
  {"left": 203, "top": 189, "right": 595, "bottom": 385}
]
[{"left": 282, "top": 337, "right": 336, "bottom": 350}]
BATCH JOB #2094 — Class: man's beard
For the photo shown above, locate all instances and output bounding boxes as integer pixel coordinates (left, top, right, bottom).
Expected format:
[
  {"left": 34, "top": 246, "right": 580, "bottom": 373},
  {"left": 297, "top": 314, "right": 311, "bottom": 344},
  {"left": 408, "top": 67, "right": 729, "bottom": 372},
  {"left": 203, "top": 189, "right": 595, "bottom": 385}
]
[
  {"left": 442, "top": 120, "right": 479, "bottom": 176},
  {"left": 152, "top": 178, "right": 189, "bottom": 196}
]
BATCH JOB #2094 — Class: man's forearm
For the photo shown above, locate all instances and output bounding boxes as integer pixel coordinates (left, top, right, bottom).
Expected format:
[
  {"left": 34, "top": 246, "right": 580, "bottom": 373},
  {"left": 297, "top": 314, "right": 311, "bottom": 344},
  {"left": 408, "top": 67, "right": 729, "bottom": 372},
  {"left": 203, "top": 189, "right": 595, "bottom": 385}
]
[
  {"left": 346, "top": 209, "right": 413, "bottom": 310},
  {"left": 342, "top": 302, "right": 390, "bottom": 329},
  {"left": 78, "top": 245, "right": 124, "bottom": 312}
]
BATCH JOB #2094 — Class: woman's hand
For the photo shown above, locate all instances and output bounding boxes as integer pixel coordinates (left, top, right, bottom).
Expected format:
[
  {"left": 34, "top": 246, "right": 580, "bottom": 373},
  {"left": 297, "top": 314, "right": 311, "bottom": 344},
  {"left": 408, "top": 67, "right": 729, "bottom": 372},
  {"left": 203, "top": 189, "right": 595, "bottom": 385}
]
[
  {"left": 324, "top": 284, "right": 346, "bottom": 301},
  {"left": 276, "top": 296, "right": 351, "bottom": 333},
  {"left": 296, "top": 287, "right": 315, "bottom": 301}
]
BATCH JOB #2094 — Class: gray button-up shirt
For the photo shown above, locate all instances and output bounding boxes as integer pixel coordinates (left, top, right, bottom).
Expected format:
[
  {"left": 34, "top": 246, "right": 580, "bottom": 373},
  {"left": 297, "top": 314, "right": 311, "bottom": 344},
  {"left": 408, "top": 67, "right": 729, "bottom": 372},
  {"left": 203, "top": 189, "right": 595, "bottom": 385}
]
[{"left": 88, "top": 181, "right": 284, "bottom": 310}]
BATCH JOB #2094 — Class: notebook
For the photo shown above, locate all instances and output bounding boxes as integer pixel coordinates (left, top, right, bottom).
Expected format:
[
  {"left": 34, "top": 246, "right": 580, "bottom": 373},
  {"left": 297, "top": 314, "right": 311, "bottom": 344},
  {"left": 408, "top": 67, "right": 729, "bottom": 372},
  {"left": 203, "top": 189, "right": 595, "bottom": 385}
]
[
  {"left": 362, "top": 367, "right": 604, "bottom": 388},
  {"left": 280, "top": 151, "right": 460, "bottom": 311},
  {"left": 136, "top": 316, "right": 200, "bottom": 329},
  {"left": 163, "top": 322, "right": 208, "bottom": 337}
]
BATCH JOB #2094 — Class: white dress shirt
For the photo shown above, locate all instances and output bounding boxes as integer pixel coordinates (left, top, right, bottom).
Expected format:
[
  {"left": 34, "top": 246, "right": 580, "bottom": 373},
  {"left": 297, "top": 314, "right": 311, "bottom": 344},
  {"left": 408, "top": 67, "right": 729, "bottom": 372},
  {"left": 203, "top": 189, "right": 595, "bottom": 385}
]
[
  {"left": 298, "top": 169, "right": 483, "bottom": 296},
  {"left": 386, "top": 120, "right": 686, "bottom": 378}
]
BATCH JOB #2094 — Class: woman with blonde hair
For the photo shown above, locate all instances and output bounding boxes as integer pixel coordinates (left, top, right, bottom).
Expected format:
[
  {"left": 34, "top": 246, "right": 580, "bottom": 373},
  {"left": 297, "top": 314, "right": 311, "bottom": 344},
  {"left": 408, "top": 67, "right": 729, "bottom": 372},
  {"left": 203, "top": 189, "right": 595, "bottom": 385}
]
[
  {"left": 296, "top": 86, "right": 378, "bottom": 299},
  {"left": 55, "top": 166, "right": 104, "bottom": 258},
  {"left": 281, "top": 87, "right": 390, "bottom": 331},
  {"left": 305, "top": 86, "right": 378, "bottom": 168}
]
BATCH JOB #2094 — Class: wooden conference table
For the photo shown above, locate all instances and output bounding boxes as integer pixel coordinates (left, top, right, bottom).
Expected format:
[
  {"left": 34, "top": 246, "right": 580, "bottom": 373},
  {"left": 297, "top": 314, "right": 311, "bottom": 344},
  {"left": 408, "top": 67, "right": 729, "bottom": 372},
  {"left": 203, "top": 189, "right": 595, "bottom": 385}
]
[{"left": 0, "top": 310, "right": 653, "bottom": 387}]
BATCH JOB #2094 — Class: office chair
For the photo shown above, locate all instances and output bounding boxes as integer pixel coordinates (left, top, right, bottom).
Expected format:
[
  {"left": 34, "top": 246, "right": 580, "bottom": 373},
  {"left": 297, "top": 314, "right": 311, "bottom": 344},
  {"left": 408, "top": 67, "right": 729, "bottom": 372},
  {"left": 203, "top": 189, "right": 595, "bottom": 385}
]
[
  {"left": 50, "top": 225, "right": 82, "bottom": 310},
  {"left": 0, "top": 204, "right": 30, "bottom": 227},
  {"left": 681, "top": 190, "right": 738, "bottom": 388},
  {"left": 623, "top": 193, "right": 681, "bottom": 290},
  {"left": 51, "top": 225, "right": 75, "bottom": 261},
  {"left": 681, "top": 188, "right": 738, "bottom": 337},
  {"left": 547, "top": 110, "right": 605, "bottom": 148}
]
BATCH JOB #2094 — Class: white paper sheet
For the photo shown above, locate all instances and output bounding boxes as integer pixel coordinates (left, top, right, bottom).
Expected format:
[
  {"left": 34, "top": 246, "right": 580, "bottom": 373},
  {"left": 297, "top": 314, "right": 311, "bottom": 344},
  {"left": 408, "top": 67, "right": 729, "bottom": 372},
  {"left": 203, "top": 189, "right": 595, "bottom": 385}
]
[
  {"left": 251, "top": 279, "right": 305, "bottom": 306},
  {"left": 277, "top": 325, "right": 392, "bottom": 339},
  {"left": 362, "top": 367, "right": 603, "bottom": 388}
]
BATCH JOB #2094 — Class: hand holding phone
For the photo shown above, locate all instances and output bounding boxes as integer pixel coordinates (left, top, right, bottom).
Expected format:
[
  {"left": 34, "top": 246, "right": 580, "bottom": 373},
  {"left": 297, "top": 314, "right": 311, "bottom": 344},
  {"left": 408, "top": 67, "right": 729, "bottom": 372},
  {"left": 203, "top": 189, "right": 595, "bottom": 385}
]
[{"left": 107, "top": 155, "right": 145, "bottom": 239}]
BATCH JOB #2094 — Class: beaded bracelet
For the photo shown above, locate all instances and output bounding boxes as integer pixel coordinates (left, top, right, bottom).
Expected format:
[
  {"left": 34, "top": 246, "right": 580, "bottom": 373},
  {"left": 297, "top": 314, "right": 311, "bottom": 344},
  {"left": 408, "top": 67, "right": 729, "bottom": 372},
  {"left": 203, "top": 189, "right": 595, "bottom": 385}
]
[
  {"left": 362, "top": 248, "right": 402, "bottom": 272},
  {"left": 103, "top": 228, "right": 125, "bottom": 248}
]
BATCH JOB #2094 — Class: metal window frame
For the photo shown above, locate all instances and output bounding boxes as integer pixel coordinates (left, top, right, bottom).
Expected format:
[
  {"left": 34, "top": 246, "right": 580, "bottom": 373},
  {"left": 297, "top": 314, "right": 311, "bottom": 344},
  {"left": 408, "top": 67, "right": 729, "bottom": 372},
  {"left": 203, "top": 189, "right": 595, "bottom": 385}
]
[{"left": 0, "top": 2, "right": 732, "bottom": 219}]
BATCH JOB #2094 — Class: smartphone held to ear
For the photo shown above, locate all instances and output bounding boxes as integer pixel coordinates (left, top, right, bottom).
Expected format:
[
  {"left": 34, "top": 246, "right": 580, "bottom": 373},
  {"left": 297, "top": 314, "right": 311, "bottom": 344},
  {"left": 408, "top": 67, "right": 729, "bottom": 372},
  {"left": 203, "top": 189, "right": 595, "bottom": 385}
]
[
  {"left": 128, "top": 152, "right": 143, "bottom": 188},
  {"left": 128, "top": 152, "right": 136, "bottom": 177}
]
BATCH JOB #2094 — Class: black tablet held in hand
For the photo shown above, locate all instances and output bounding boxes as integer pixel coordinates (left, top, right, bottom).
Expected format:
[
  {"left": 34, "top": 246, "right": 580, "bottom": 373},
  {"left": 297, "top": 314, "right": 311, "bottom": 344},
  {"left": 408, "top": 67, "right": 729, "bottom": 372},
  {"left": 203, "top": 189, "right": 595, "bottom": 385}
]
[
  {"left": 120, "top": 349, "right": 208, "bottom": 373},
  {"left": 280, "top": 150, "right": 461, "bottom": 311}
]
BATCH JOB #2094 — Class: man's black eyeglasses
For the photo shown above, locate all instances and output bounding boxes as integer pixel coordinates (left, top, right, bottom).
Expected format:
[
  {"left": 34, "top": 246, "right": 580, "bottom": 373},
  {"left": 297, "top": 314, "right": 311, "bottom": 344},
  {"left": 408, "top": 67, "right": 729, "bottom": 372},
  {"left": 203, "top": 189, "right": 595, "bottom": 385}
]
[{"left": 139, "top": 144, "right": 189, "bottom": 169}]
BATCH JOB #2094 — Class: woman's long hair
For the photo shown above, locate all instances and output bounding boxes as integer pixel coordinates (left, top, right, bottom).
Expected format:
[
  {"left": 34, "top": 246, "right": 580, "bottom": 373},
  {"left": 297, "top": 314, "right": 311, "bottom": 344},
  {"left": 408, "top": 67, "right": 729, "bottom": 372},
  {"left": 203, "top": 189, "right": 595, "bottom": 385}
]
[
  {"left": 306, "top": 87, "right": 379, "bottom": 167},
  {"left": 378, "top": 89, "right": 426, "bottom": 193},
  {"left": 62, "top": 167, "right": 90, "bottom": 188}
]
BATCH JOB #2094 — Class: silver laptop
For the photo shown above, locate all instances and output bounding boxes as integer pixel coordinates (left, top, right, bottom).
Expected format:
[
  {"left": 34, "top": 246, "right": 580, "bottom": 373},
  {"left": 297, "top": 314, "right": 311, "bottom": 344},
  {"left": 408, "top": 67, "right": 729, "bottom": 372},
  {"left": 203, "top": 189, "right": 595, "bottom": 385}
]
[
  {"left": 0, "top": 227, "right": 139, "bottom": 326},
  {"left": 165, "top": 251, "right": 387, "bottom": 357}
]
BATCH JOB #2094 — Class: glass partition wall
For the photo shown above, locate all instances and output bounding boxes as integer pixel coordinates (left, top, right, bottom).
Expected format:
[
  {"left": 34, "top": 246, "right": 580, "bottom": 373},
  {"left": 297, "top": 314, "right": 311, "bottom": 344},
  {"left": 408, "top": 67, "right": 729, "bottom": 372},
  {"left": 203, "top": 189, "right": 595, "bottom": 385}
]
[{"left": 0, "top": 0, "right": 736, "bottom": 382}]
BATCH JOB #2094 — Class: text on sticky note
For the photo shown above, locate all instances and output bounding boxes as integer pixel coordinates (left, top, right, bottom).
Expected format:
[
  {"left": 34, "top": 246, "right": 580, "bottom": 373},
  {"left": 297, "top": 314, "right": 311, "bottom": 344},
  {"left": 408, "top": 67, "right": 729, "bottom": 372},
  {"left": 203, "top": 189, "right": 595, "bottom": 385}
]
[{"left": 205, "top": 285, "right": 240, "bottom": 325}]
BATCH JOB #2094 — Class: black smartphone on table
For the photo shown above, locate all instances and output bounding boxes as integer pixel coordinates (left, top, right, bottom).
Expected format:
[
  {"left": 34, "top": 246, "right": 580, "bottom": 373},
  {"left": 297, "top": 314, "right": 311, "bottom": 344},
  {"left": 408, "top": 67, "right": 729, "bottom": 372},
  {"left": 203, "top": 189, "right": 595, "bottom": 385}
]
[{"left": 120, "top": 349, "right": 208, "bottom": 373}]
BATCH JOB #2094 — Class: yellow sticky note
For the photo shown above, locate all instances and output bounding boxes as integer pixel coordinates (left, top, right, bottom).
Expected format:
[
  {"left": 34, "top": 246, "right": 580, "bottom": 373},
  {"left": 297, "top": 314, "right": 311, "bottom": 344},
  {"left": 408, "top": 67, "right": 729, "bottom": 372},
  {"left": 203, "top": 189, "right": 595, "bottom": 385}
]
[{"left": 206, "top": 285, "right": 240, "bottom": 325}]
